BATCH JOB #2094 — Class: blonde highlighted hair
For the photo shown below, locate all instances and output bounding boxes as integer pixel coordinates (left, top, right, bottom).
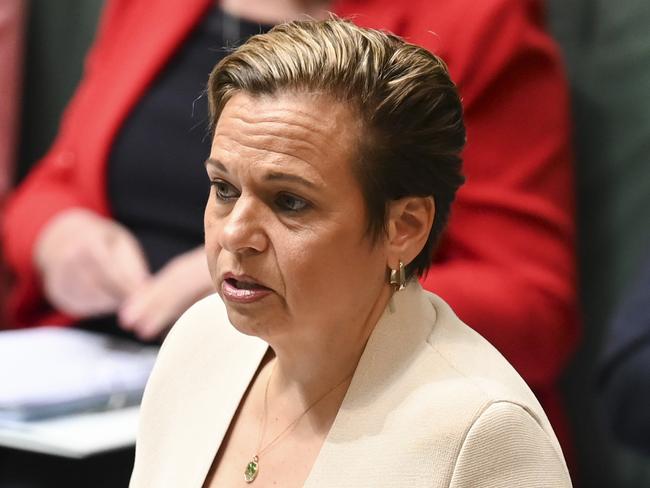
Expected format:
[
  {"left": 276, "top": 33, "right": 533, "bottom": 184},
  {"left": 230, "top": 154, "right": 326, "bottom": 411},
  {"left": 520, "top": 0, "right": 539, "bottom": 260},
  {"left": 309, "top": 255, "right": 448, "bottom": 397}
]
[{"left": 208, "top": 17, "right": 465, "bottom": 277}]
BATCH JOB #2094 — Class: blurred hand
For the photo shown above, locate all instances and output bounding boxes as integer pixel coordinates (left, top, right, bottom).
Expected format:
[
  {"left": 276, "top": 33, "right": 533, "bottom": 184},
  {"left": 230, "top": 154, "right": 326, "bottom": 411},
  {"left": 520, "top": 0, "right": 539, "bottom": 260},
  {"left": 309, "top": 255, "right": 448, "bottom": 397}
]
[
  {"left": 118, "top": 247, "right": 214, "bottom": 341},
  {"left": 35, "top": 208, "right": 151, "bottom": 318}
]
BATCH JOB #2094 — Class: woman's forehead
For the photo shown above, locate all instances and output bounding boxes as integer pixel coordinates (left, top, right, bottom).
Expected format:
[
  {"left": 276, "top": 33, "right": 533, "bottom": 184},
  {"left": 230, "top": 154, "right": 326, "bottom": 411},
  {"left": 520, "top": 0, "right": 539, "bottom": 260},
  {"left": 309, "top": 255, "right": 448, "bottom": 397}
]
[{"left": 211, "top": 92, "right": 362, "bottom": 176}]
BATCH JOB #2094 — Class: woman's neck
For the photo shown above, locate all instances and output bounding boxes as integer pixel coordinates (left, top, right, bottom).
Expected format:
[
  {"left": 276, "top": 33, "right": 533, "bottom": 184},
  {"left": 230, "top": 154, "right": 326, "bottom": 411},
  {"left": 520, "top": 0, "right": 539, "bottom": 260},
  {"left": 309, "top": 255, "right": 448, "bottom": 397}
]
[
  {"left": 265, "top": 284, "right": 393, "bottom": 411},
  {"left": 221, "top": 0, "right": 332, "bottom": 25}
]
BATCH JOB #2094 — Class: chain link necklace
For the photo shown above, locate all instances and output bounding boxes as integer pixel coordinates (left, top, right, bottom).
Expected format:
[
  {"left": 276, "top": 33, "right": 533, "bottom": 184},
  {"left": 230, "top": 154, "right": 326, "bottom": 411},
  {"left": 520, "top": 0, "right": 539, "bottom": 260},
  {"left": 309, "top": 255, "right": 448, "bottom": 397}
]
[{"left": 244, "top": 362, "right": 353, "bottom": 483}]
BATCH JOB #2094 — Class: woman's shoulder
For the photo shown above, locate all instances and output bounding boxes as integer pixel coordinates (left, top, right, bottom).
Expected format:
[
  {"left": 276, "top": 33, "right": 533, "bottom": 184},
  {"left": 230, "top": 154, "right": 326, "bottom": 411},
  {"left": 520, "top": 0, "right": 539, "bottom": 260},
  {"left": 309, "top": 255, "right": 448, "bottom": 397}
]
[
  {"left": 419, "top": 291, "right": 549, "bottom": 418},
  {"left": 375, "top": 285, "right": 543, "bottom": 412},
  {"left": 305, "top": 286, "right": 571, "bottom": 486},
  {"left": 425, "top": 292, "right": 540, "bottom": 398},
  {"left": 367, "top": 285, "right": 558, "bottom": 441},
  {"left": 416, "top": 291, "right": 566, "bottom": 459}
]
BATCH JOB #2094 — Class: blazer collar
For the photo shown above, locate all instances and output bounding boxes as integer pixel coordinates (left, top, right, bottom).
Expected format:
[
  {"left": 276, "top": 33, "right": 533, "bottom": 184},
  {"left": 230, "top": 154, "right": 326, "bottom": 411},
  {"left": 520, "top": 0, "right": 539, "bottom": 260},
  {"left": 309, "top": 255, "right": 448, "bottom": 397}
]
[{"left": 189, "top": 281, "right": 435, "bottom": 486}]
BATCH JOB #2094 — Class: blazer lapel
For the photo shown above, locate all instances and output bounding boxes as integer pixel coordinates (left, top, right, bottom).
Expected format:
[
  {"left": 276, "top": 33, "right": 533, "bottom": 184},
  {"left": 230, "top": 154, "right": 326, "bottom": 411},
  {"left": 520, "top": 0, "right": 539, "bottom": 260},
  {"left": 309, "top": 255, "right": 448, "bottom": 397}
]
[
  {"left": 190, "top": 334, "right": 268, "bottom": 486},
  {"left": 141, "top": 294, "right": 269, "bottom": 487},
  {"left": 190, "top": 341, "right": 269, "bottom": 485}
]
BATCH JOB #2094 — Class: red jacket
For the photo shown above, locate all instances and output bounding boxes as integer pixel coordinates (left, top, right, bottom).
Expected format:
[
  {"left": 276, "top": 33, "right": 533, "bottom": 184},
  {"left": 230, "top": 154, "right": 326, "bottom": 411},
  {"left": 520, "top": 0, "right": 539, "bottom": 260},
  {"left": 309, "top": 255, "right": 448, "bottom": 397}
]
[{"left": 2, "top": 0, "right": 577, "bottom": 448}]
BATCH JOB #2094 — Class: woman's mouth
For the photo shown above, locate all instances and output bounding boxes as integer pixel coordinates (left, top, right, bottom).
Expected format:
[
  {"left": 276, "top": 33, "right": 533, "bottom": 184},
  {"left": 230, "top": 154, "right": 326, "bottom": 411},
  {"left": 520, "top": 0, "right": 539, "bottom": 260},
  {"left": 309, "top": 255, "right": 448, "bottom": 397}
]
[{"left": 221, "top": 276, "right": 272, "bottom": 303}]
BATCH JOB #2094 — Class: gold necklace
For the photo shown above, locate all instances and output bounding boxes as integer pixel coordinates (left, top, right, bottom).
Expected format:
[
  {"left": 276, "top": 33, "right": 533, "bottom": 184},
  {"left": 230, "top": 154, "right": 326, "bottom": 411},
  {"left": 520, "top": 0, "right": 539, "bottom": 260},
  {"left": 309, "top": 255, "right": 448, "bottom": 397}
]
[{"left": 244, "top": 362, "right": 353, "bottom": 483}]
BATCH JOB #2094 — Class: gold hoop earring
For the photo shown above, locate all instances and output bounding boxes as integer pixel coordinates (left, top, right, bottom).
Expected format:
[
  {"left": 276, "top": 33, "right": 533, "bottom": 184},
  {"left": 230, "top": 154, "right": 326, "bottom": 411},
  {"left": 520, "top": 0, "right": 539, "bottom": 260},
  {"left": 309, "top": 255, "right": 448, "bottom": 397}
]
[{"left": 389, "top": 261, "right": 406, "bottom": 291}]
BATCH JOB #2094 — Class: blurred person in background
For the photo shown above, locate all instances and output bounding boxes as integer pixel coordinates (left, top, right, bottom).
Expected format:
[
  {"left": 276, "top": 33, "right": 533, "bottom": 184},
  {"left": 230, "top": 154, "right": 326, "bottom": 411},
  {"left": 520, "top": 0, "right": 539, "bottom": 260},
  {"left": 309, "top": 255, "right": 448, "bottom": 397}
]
[
  {"left": 600, "top": 254, "right": 650, "bottom": 455},
  {"left": 0, "top": 0, "right": 577, "bottom": 484},
  {"left": 0, "top": 0, "right": 25, "bottom": 323},
  {"left": 548, "top": 0, "right": 650, "bottom": 484},
  {"left": 0, "top": 0, "right": 24, "bottom": 202}
]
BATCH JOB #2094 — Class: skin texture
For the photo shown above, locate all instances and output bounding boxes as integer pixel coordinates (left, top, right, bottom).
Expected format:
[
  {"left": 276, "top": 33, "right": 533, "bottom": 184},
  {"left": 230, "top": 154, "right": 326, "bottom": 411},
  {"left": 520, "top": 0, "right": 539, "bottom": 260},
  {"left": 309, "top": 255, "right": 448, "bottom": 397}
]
[
  {"left": 203, "top": 91, "right": 434, "bottom": 486},
  {"left": 205, "top": 92, "right": 391, "bottom": 365},
  {"left": 118, "top": 246, "right": 213, "bottom": 339},
  {"left": 35, "top": 208, "right": 151, "bottom": 317},
  {"left": 35, "top": 209, "right": 214, "bottom": 340}
]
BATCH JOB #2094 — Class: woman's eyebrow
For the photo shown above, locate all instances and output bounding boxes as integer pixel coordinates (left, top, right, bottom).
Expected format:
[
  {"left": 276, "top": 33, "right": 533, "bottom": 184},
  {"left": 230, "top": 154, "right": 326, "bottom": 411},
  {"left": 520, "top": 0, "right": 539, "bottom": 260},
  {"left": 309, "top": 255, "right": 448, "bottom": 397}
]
[
  {"left": 206, "top": 157, "right": 317, "bottom": 189},
  {"left": 265, "top": 171, "right": 317, "bottom": 189},
  {"left": 204, "top": 158, "right": 227, "bottom": 172}
]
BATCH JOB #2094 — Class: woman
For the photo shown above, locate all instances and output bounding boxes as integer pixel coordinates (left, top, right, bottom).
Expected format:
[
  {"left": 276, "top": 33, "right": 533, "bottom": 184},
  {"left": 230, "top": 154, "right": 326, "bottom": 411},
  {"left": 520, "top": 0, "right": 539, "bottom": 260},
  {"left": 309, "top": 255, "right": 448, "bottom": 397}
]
[{"left": 130, "top": 19, "right": 571, "bottom": 487}]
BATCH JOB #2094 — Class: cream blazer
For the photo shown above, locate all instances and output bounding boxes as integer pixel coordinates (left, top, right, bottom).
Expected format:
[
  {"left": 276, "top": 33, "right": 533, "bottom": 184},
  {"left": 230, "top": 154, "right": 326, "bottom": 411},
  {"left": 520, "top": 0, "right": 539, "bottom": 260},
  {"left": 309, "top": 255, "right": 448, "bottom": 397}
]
[{"left": 130, "top": 282, "right": 572, "bottom": 487}]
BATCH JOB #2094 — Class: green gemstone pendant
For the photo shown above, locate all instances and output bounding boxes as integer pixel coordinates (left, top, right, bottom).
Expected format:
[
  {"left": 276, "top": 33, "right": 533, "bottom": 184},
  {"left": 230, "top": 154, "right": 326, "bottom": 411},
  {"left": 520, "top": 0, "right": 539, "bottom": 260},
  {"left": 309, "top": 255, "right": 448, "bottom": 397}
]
[{"left": 244, "top": 456, "right": 259, "bottom": 483}]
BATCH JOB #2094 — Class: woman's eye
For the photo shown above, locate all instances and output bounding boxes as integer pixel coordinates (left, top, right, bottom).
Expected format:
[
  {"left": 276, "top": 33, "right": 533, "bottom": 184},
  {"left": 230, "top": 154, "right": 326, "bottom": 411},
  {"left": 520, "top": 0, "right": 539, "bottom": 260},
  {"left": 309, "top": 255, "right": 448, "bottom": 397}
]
[
  {"left": 211, "top": 180, "right": 239, "bottom": 201},
  {"left": 276, "top": 193, "right": 309, "bottom": 212}
]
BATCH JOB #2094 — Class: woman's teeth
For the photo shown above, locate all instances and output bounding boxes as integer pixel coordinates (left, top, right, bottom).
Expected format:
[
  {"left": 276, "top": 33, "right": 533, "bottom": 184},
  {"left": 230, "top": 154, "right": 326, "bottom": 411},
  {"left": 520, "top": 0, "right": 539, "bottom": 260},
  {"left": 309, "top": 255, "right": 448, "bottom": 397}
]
[{"left": 228, "top": 278, "right": 264, "bottom": 290}]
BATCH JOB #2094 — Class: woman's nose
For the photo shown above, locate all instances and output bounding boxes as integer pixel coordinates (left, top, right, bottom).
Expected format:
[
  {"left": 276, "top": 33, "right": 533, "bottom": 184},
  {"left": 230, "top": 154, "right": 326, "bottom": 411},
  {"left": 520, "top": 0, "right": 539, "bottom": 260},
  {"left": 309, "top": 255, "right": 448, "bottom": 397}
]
[{"left": 219, "top": 197, "right": 268, "bottom": 255}]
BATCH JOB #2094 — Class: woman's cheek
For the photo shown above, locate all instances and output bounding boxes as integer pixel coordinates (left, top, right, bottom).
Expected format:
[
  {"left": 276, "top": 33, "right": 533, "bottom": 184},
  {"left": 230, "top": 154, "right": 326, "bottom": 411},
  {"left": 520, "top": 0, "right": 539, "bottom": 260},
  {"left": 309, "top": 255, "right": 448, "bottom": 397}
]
[{"left": 203, "top": 224, "right": 221, "bottom": 287}]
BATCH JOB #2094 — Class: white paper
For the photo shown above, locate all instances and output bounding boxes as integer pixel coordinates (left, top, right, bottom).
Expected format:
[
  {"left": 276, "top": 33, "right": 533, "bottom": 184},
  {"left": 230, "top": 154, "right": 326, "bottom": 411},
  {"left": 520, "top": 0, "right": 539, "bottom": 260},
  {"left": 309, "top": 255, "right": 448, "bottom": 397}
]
[
  {"left": 0, "top": 406, "right": 140, "bottom": 458},
  {"left": 0, "top": 327, "right": 158, "bottom": 420}
]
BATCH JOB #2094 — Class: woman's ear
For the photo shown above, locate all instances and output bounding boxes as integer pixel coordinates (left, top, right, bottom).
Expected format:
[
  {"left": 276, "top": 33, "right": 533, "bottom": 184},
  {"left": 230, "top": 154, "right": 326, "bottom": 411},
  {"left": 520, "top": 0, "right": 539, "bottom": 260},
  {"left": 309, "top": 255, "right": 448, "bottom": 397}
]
[{"left": 385, "top": 196, "right": 435, "bottom": 268}]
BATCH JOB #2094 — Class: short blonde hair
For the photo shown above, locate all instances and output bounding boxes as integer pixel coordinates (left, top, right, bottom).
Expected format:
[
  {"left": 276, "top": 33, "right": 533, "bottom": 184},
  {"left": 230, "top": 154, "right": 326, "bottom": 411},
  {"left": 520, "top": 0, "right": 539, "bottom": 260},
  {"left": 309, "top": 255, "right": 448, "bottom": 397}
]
[{"left": 208, "top": 17, "right": 465, "bottom": 277}]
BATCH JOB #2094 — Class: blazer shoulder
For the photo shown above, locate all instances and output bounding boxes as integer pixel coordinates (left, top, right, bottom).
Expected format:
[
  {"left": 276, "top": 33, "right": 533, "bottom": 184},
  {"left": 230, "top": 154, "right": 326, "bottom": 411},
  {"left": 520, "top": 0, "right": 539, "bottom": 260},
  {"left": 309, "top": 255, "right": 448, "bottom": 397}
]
[
  {"left": 449, "top": 401, "right": 572, "bottom": 487},
  {"left": 303, "top": 286, "right": 569, "bottom": 487},
  {"left": 416, "top": 292, "right": 557, "bottom": 441},
  {"left": 423, "top": 292, "right": 541, "bottom": 404}
]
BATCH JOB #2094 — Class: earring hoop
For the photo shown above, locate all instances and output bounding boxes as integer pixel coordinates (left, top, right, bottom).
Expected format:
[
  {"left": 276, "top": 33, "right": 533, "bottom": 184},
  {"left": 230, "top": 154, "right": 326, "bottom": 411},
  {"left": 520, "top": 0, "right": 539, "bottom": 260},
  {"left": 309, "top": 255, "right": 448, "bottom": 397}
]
[{"left": 389, "top": 261, "right": 406, "bottom": 291}]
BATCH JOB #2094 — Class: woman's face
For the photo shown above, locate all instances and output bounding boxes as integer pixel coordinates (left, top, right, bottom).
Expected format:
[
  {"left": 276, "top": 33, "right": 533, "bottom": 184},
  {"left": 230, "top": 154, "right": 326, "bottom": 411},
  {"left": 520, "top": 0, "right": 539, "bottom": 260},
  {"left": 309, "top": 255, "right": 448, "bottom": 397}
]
[{"left": 204, "top": 91, "right": 390, "bottom": 343}]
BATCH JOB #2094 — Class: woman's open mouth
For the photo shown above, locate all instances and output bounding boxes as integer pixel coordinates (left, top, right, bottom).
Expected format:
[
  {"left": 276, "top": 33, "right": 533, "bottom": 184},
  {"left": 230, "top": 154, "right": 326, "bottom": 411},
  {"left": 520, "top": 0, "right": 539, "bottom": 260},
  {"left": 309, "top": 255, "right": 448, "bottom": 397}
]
[{"left": 221, "top": 275, "right": 272, "bottom": 303}]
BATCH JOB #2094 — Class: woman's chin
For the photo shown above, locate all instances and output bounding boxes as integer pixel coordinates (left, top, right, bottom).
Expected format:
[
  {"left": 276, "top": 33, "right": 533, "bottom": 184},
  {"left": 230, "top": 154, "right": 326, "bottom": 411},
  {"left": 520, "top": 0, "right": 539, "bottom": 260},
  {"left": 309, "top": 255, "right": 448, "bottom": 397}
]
[{"left": 223, "top": 305, "right": 274, "bottom": 339}]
